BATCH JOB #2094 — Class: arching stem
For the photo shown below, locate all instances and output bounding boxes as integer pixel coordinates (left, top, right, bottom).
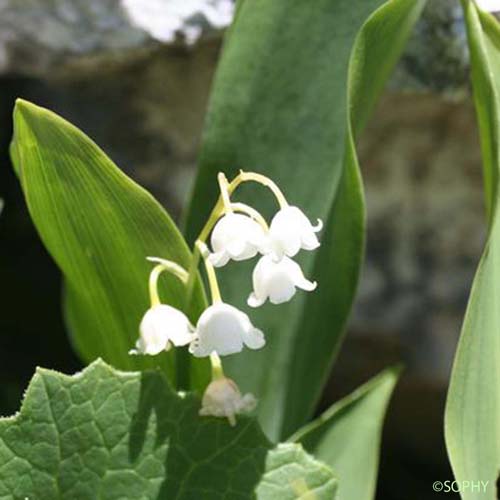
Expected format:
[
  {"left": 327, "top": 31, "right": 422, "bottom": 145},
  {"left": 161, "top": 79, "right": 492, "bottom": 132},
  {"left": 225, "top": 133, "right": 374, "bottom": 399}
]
[
  {"left": 196, "top": 240, "right": 222, "bottom": 303},
  {"left": 237, "top": 170, "right": 289, "bottom": 209},
  {"left": 147, "top": 257, "right": 188, "bottom": 307},
  {"left": 231, "top": 202, "right": 269, "bottom": 231},
  {"left": 218, "top": 172, "right": 233, "bottom": 213}
]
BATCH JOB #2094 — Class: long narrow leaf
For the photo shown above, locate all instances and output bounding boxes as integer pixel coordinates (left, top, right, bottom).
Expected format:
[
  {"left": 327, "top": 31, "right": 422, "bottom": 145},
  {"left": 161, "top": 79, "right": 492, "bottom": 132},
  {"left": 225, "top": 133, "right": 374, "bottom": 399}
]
[
  {"left": 184, "top": 0, "right": 425, "bottom": 440},
  {"left": 445, "top": 4, "right": 500, "bottom": 499},
  {"left": 11, "top": 100, "right": 209, "bottom": 390},
  {"left": 291, "top": 368, "right": 399, "bottom": 500}
]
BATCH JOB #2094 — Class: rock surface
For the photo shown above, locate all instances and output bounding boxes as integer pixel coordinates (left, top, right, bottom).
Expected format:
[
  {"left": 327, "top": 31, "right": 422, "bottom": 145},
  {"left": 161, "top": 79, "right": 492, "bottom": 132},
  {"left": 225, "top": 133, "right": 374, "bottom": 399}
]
[
  {"left": 0, "top": 0, "right": 475, "bottom": 93},
  {"left": 0, "top": 0, "right": 233, "bottom": 76}
]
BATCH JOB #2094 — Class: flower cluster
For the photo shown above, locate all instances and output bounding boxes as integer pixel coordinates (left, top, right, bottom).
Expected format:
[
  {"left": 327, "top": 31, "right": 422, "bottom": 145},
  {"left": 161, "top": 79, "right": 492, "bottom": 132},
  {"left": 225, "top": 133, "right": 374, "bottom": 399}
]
[{"left": 130, "top": 171, "right": 322, "bottom": 425}]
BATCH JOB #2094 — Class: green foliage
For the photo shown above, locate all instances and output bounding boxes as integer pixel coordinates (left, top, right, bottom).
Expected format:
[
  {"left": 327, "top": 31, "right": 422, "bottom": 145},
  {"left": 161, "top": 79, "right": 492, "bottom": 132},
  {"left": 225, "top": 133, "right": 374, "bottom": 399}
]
[
  {"left": 10, "top": 100, "right": 209, "bottom": 391},
  {"left": 291, "top": 368, "right": 399, "bottom": 500},
  {"left": 184, "top": 0, "right": 426, "bottom": 440},
  {"left": 0, "top": 360, "right": 337, "bottom": 500},
  {"left": 445, "top": 3, "right": 500, "bottom": 499}
]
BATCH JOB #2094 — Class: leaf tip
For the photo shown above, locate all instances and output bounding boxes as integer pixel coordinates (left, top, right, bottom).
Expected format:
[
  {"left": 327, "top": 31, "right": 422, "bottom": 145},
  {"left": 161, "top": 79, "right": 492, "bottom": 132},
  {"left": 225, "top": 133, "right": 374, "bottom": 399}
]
[
  {"left": 13, "top": 98, "right": 39, "bottom": 119},
  {"left": 12, "top": 99, "right": 43, "bottom": 142},
  {"left": 387, "top": 363, "right": 404, "bottom": 378},
  {"left": 12, "top": 99, "right": 56, "bottom": 133}
]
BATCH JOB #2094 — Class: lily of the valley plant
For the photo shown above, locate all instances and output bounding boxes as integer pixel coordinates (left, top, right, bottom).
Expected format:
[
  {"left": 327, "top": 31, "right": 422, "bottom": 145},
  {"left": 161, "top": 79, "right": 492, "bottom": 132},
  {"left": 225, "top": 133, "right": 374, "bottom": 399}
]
[{"left": 131, "top": 171, "right": 322, "bottom": 425}]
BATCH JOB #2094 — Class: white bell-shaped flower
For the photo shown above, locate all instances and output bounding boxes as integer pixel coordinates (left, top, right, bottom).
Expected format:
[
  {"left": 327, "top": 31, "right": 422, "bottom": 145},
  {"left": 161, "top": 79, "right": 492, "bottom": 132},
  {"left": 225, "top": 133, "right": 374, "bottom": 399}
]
[
  {"left": 189, "top": 302, "right": 265, "bottom": 357},
  {"left": 209, "top": 213, "right": 267, "bottom": 267},
  {"left": 199, "top": 377, "right": 256, "bottom": 426},
  {"left": 267, "top": 205, "right": 322, "bottom": 260},
  {"left": 248, "top": 255, "right": 317, "bottom": 307},
  {"left": 130, "top": 304, "right": 194, "bottom": 355}
]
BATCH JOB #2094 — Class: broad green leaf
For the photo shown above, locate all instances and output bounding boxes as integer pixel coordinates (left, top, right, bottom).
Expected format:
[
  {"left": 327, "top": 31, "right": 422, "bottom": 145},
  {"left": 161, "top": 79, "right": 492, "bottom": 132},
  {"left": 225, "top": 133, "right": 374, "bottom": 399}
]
[
  {"left": 0, "top": 360, "right": 337, "bottom": 499},
  {"left": 291, "top": 368, "right": 399, "bottom": 500},
  {"left": 184, "top": 0, "right": 425, "bottom": 440},
  {"left": 10, "top": 100, "right": 209, "bottom": 391},
  {"left": 445, "top": 4, "right": 500, "bottom": 499}
]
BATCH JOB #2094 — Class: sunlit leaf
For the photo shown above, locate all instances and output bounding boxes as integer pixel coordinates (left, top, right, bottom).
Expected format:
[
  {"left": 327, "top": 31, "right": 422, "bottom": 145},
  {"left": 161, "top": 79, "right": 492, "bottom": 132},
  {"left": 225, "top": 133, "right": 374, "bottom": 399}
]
[
  {"left": 0, "top": 360, "right": 337, "bottom": 499},
  {"left": 445, "top": 3, "right": 500, "bottom": 499},
  {"left": 10, "top": 100, "right": 209, "bottom": 391}
]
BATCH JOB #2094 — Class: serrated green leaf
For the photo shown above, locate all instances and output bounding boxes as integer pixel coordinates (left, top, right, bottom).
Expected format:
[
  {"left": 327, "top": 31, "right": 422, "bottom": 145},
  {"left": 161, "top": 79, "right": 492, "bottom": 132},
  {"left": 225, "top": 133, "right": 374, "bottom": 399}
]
[
  {"left": 445, "top": 4, "right": 500, "bottom": 499},
  {"left": 184, "top": 0, "right": 425, "bottom": 440},
  {"left": 10, "top": 100, "right": 209, "bottom": 391},
  {"left": 291, "top": 368, "right": 399, "bottom": 500},
  {"left": 0, "top": 360, "right": 337, "bottom": 499}
]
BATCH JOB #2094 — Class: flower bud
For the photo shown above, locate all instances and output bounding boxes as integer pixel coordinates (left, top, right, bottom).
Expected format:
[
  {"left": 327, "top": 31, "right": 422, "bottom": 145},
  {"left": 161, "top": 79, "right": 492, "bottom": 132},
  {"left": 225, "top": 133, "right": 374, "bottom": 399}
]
[{"left": 199, "top": 377, "right": 256, "bottom": 426}]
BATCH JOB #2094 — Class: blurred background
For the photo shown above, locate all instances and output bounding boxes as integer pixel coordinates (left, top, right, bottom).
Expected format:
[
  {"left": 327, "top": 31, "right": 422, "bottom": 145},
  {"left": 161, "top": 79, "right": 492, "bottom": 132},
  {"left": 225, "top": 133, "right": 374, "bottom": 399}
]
[{"left": 0, "top": 1, "right": 494, "bottom": 498}]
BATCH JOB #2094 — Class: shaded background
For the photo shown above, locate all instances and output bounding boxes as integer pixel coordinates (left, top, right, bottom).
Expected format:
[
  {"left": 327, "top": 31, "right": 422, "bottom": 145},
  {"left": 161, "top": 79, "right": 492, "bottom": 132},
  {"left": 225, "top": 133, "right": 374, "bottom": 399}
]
[{"left": 0, "top": 1, "right": 491, "bottom": 498}]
